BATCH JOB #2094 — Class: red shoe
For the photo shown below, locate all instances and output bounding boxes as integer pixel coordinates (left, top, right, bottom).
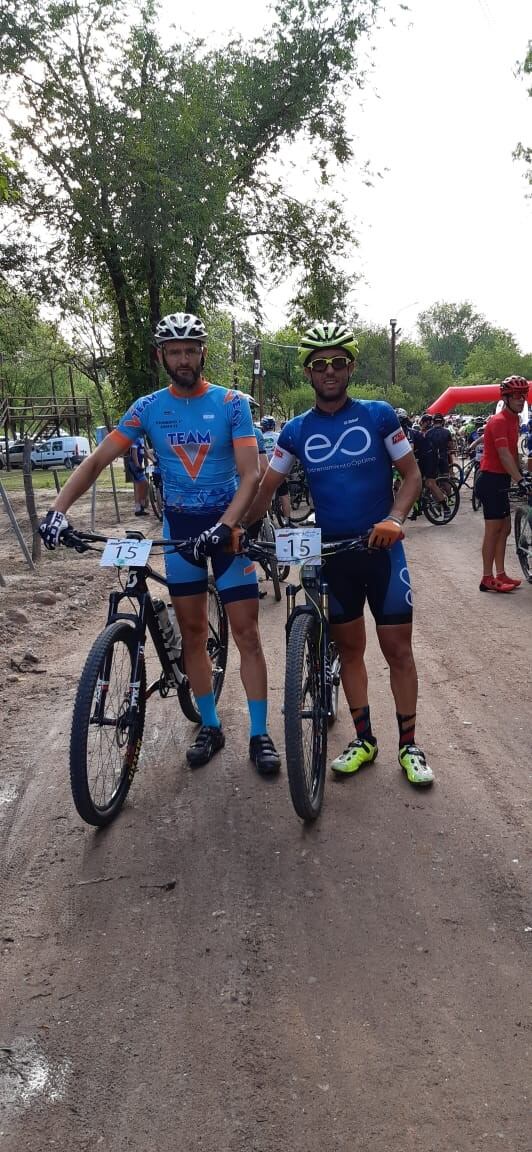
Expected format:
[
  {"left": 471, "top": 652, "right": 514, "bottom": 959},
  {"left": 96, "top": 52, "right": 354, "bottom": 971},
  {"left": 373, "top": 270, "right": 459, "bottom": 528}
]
[
  {"left": 497, "top": 572, "right": 521, "bottom": 588},
  {"left": 479, "top": 575, "right": 515, "bottom": 593}
]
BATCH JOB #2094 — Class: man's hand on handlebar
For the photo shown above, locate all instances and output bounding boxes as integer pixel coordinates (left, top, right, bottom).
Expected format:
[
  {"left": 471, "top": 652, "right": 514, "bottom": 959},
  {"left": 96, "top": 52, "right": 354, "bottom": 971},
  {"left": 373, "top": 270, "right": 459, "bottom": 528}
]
[
  {"left": 38, "top": 510, "right": 70, "bottom": 550},
  {"left": 368, "top": 518, "right": 405, "bottom": 549}
]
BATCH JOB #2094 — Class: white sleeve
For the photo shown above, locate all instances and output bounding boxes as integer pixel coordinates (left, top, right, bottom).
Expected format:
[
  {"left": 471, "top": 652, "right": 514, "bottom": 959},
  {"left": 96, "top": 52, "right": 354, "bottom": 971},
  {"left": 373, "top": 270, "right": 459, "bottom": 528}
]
[
  {"left": 269, "top": 443, "right": 295, "bottom": 476},
  {"left": 383, "top": 427, "right": 413, "bottom": 462}
]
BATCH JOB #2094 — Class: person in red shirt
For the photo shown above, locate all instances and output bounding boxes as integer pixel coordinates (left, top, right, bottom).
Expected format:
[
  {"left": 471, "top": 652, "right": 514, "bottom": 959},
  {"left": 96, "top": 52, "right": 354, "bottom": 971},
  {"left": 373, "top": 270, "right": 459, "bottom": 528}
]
[{"left": 476, "top": 376, "right": 530, "bottom": 592}]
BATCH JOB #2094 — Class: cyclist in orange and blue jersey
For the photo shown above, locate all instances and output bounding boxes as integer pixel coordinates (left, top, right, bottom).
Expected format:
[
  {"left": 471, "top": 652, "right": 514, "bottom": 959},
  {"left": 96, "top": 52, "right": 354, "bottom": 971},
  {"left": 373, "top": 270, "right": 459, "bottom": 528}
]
[{"left": 38, "top": 312, "right": 281, "bottom": 776}]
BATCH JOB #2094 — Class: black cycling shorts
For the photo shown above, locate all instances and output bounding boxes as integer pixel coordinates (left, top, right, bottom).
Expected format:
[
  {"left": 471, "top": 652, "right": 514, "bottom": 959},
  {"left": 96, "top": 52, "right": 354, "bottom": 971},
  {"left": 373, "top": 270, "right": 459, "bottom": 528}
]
[
  {"left": 277, "top": 479, "right": 289, "bottom": 497},
  {"left": 476, "top": 471, "right": 511, "bottom": 520},
  {"left": 323, "top": 541, "right": 413, "bottom": 626}
]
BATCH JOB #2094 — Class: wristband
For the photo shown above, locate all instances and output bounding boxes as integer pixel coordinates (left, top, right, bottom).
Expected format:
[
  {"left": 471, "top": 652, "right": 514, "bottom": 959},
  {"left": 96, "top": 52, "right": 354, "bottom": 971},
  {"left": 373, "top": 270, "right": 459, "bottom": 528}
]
[{"left": 387, "top": 515, "right": 404, "bottom": 526}]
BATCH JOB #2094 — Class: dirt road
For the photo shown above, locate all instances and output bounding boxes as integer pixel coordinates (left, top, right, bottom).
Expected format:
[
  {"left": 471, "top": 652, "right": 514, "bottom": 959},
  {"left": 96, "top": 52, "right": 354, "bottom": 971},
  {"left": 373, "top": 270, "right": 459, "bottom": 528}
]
[{"left": 0, "top": 495, "right": 530, "bottom": 1151}]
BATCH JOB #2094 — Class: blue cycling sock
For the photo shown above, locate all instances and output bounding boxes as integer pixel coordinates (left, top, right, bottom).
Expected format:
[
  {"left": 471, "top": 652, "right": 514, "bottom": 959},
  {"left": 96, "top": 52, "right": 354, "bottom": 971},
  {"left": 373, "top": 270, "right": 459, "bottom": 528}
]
[
  {"left": 195, "top": 692, "right": 221, "bottom": 729},
  {"left": 248, "top": 699, "right": 268, "bottom": 739}
]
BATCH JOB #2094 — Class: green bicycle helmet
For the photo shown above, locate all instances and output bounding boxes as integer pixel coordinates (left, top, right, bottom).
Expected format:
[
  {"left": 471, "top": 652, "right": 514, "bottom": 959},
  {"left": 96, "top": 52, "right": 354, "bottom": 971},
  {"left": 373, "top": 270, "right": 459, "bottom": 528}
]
[{"left": 298, "top": 322, "right": 359, "bottom": 366}]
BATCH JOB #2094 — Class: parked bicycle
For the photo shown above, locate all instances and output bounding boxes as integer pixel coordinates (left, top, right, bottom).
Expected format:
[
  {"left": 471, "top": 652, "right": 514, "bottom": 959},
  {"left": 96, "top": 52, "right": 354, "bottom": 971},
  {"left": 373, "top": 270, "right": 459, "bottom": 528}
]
[
  {"left": 146, "top": 464, "right": 163, "bottom": 521},
  {"left": 62, "top": 530, "right": 228, "bottom": 827},
  {"left": 287, "top": 461, "right": 315, "bottom": 524},
  {"left": 256, "top": 512, "right": 291, "bottom": 601},
  {"left": 512, "top": 485, "right": 532, "bottom": 583}
]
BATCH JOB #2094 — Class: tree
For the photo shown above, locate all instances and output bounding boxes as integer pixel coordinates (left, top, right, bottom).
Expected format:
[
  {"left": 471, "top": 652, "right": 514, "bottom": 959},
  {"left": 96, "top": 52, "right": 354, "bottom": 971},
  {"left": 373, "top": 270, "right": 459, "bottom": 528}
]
[
  {"left": 0, "top": 0, "right": 381, "bottom": 400},
  {"left": 515, "top": 42, "right": 532, "bottom": 193},
  {"left": 417, "top": 301, "right": 493, "bottom": 376}
]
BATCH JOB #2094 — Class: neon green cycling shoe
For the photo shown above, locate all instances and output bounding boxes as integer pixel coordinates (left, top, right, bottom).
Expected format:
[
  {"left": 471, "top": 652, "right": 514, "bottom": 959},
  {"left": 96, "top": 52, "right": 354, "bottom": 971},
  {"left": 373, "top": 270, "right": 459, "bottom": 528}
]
[
  {"left": 398, "top": 744, "right": 434, "bottom": 786},
  {"left": 331, "top": 737, "right": 378, "bottom": 776}
]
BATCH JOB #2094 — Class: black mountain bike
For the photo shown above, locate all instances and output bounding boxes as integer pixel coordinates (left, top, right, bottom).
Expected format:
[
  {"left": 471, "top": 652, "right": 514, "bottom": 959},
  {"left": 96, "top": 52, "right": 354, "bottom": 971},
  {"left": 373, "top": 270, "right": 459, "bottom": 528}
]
[
  {"left": 62, "top": 530, "right": 228, "bottom": 827},
  {"left": 512, "top": 486, "right": 532, "bottom": 583},
  {"left": 410, "top": 476, "right": 460, "bottom": 525},
  {"left": 257, "top": 512, "right": 291, "bottom": 601},
  {"left": 281, "top": 536, "right": 369, "bottom": 822}
]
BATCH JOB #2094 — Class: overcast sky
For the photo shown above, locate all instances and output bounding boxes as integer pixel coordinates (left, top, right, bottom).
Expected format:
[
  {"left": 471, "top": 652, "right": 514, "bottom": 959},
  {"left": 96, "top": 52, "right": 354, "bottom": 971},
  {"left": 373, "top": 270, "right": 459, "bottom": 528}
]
[{"left": 161, "top": 0, "right": 531, "bottom": 349}]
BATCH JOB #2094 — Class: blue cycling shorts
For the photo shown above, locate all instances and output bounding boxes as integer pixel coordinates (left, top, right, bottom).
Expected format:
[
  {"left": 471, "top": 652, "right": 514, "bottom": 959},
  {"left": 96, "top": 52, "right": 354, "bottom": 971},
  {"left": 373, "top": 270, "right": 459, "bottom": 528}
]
[
  {"left": 324, "top": 540, "right": 413, "bottom": 626},
  {"left": 163, "top": 509, "right": 258, "bottom": 605}
]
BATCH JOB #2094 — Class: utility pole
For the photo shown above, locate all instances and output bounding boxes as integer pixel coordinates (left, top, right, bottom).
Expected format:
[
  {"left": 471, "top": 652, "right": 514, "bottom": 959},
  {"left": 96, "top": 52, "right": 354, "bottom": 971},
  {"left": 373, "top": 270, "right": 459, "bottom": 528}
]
[
  {"left": 389, "top": 318, "right": 401, "bottom": 392},
  {"left": 251, "top": 340, "right": 263, "bottom": 416}
]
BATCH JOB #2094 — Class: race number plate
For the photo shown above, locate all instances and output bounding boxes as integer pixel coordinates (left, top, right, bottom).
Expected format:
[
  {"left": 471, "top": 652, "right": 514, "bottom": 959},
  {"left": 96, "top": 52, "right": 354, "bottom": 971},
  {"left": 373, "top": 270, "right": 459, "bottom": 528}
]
[
  {"left": 275, "top": 527, "right": 321, "bottom": 563},
  {"left": 100, "top": 539, "right": 153, "bottom": 568}
]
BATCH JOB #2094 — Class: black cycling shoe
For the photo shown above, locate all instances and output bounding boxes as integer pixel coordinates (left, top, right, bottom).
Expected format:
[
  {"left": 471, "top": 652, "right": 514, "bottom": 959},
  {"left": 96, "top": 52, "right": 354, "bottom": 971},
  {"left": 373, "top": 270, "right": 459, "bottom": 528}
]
[
  {"left": 186, "top": 725, "right": 225, "bottom": 768},
  {"left": 249, "top": 734, "right": 281, "bottom": 776}
]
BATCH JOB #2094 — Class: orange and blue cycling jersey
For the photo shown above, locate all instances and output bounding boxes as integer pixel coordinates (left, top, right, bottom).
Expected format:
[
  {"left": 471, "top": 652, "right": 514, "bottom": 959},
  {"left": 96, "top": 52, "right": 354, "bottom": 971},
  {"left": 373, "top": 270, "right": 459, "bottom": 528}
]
[{"left": 110, "top": 380, "right": 257, "bottom": 515}]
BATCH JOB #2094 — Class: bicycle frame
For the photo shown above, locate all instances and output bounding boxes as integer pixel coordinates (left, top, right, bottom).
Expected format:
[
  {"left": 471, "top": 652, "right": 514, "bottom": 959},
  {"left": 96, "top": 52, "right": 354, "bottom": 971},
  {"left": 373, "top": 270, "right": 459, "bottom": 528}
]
[{"left": 104, "top": 564, "right": 190, "bottom": 702}]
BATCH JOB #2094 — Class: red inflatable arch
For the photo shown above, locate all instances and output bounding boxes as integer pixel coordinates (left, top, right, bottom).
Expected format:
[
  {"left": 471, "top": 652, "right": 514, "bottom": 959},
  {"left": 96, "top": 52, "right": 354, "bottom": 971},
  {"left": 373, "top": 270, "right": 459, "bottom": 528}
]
[{"left": 427, "top": 382, "right": 532, "bottom": 415}]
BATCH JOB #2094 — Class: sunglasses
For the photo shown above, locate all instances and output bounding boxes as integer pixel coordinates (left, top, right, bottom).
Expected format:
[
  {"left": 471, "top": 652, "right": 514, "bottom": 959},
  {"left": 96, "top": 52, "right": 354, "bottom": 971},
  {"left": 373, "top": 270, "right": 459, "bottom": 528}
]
[{"left": 308, "top": 355, "right": 351, "bottom": 373}]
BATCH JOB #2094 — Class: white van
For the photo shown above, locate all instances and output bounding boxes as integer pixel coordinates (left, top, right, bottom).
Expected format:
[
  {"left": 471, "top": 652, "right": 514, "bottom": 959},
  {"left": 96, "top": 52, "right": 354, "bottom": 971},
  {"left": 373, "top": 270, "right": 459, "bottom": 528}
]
[{"left": 34, "top": 435, "right": 90, "bottom": 469}]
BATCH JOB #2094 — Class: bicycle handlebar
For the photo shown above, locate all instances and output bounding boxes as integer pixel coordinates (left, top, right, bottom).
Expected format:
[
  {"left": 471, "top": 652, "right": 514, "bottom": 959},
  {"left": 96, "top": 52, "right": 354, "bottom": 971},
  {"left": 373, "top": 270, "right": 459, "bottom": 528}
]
[{"left": 61, "top": 527, "right": 371, "bottom": 560}]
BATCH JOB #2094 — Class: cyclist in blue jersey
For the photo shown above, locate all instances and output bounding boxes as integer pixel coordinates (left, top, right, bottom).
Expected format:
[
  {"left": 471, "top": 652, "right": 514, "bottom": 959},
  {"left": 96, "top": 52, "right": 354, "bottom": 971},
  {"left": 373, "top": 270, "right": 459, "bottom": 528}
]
[
  {"left": 245, "top": 321, "right": 434, "bottom": 786},
  {"left": 39, "top": 312, "right": 281, "bottom": 776}
]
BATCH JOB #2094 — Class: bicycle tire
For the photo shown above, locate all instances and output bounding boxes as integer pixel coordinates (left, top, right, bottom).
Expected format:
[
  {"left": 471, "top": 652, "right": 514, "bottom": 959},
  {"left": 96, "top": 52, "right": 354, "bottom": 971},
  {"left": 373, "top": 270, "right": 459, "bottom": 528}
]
[
  {"left": 258, "top": 515, "right": 282, "bottom": 601},
  {"left": 149, "top": 480, "right": 163, "bottom": 521},
  {"left": 327, "top": 642, "right": 341, "bottom": 728},
  {"left": 450, "top": 462, "right": 464, "bottom": 487},
  {"left": 471, "top": 473, "right": 482, "bottom": 512},
  {"left": 423, "top": 477, "right": 460, "bottom": 525},
  {"left": 177, "top": 583, "right": 229, "bottom": 721},
  {"left": 70, "top": 621, "right": 146, "bottom": 827},
  {"left": 288, "top": 487, "right": 315, "bottom": 524},
  {"left": 284, "top": 612, "right": 327, "bottom": 821},
  {"left": 514, "top": 506, "right": 532, "bottom": 583}
]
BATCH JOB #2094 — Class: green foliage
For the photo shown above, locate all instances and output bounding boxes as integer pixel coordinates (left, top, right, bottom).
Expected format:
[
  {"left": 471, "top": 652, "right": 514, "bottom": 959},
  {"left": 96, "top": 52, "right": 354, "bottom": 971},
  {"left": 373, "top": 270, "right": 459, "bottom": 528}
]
[
  {"left": 515, "top": 42, "right": 532, "bottom": 192},
  {"left": 0, "top": 0, "right": 381, "bottom": 400},
  {"left": 417, "top": 301, "right": 494, "bottom": 376}
]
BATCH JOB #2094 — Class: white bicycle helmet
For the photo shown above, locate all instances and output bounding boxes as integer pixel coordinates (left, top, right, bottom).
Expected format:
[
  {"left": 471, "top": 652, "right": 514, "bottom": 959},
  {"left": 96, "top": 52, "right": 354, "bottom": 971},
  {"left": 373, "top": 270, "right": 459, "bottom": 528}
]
[{"left": 154, "top": 312, "right": 208, "bottom": 345}]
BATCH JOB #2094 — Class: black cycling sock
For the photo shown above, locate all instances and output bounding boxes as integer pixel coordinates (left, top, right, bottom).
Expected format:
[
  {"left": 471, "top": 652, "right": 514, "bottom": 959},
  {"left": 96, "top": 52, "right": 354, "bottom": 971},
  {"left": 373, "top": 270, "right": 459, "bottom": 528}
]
[
  {"left": 397, "top": 712, "right": 416, "bottom": 748},
  {"left": 350, "top": 706, "right": 375, "bottom": 743}
]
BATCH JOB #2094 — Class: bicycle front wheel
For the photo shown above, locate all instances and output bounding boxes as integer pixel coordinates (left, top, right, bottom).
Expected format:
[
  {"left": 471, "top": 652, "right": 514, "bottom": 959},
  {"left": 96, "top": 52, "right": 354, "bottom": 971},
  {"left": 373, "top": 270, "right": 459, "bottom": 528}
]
[
  {"left": 70, "top": 622, "right": 146, "bottom": 827},
  {"left": 423, "top": 477, "right": 460, "bottom": 525},
  {"left": 177, "top": 583, "right": 229, "bottom": 722},
  {"left": 284, "top": 612, "right": 327, "bottom": 821},
  {"left": 514, "top": 506, "right": 532, "bottom": 582}
]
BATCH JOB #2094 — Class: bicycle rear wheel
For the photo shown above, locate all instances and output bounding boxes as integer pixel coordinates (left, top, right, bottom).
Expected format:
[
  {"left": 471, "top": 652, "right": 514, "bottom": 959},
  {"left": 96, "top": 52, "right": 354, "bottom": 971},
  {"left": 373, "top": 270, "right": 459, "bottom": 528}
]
[
  {"left": 284, "top": 612, "right": 327, "bottom": 821},
  {"left": 472, "top": 472, "right": 482, "bottom": 511},
  {"left": 70, "top": 621, "right": 146, "bottom": 827},
  {"left": 327, "top": 642, "right": 341, "bottom": 727},
  {"left": 177, "top": 583, "right": 229, "bottom": 722},
  {"left": 423, "top": 477, "right": 460, "bottom": 525},
  {"left": 514, "top": 507, "right": 532, "bottom": 582},
  {"left": 149, "top": 479, "right": 163, "bottom": 521},
  {"left": 258, "top": 515, "right": 282, "bottom": 601}
]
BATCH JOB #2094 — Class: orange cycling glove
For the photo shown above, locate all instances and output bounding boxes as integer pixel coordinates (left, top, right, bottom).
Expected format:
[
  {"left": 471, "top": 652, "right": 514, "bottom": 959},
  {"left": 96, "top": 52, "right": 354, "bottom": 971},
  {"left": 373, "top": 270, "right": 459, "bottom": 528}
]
[{"left": 368, "top": 518, "right": 405, "bottom": 549}]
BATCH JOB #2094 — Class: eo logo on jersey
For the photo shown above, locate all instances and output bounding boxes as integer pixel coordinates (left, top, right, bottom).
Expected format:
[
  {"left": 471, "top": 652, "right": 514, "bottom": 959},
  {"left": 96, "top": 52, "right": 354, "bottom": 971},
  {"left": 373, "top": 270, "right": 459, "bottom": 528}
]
[
  {"left": 167, "top": 430, "right": 212, "bottom": 479},
  {"left": 304, "top": 426, "right": 371, "bottom": 465}
]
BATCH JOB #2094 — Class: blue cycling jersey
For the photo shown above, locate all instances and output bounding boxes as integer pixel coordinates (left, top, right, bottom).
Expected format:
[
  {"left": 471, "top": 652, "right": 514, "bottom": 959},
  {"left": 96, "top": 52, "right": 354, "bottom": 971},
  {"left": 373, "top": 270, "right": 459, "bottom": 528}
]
[
  {"left": 271, "top": 398, "right": 412, "bottom": 535},
  {"left": 112, "top": 381, "right": 256, "bottom": 514}
]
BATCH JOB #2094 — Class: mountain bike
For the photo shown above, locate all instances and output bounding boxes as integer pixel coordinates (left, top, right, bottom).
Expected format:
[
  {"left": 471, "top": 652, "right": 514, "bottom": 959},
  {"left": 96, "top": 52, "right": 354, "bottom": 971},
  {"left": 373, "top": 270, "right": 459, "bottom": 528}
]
[
  {"left": 62, "top": 529, "right": 228, "bottom": 827},
  {"left": 256, "top": 512, "right": 291, "bottom": 601},
  {"left": 146, "top": 464, "right": 163, "bottom": 521},
  {"left": 287, "top": 462, "right": 315, "bottom": 524},
  {"left": 512, "top": 485, "right": 532, "bottom": 582},
  {"left": 409, "top": 475, "right": 460, "bottom": 525},
  {"left": 280, "top": 536, "right": 369, "bottom": 822}
]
